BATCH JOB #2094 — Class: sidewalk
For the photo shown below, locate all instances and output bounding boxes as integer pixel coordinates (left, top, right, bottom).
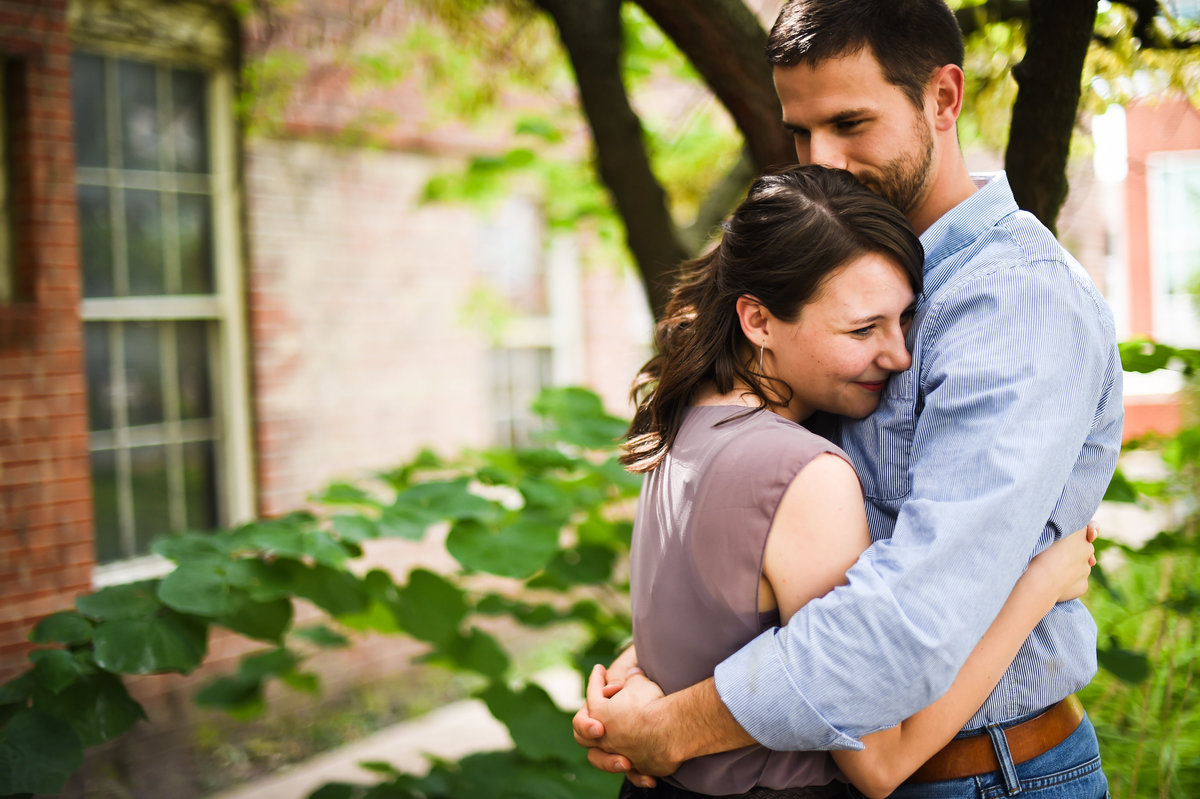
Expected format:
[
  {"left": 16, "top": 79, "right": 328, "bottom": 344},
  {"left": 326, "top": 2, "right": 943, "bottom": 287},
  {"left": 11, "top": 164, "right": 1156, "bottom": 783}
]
[{"left": 208, "top": 668, "right": 582, "bottom": 799}]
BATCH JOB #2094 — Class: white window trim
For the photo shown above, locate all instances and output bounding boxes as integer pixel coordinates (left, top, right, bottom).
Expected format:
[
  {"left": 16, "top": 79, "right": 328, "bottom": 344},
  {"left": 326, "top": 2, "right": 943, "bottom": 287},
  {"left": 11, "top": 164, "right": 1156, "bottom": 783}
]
[{"left": 72, "top": 1, "right": 254, "bottom": 583}]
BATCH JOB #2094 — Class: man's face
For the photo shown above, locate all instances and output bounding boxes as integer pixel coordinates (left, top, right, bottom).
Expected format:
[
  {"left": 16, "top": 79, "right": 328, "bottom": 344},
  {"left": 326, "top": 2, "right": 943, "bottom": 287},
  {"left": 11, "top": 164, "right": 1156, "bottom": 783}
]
[{"left": 773, "top": 49, "right": 935, "bottom": 218}]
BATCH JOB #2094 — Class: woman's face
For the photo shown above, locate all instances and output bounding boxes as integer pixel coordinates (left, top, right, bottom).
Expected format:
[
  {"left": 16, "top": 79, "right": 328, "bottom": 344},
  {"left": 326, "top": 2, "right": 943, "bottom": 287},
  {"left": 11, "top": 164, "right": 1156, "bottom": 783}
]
[{"left": 766, "top": 252, "right": 916, "bottom": 422}]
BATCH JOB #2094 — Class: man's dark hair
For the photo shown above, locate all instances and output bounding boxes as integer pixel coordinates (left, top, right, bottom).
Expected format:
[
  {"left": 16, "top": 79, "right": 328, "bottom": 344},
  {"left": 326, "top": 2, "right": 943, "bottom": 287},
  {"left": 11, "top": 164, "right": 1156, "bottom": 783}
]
[{"left": 767, "top": 0, "right": 965, "bottom": 109}]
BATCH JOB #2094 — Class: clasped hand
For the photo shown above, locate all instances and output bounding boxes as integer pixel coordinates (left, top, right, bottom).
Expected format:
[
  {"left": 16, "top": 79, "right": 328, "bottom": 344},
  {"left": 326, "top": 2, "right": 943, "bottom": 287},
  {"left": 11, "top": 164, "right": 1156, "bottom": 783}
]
[{"left": 572, "top": 661, "right": 672, "bottom": 788}]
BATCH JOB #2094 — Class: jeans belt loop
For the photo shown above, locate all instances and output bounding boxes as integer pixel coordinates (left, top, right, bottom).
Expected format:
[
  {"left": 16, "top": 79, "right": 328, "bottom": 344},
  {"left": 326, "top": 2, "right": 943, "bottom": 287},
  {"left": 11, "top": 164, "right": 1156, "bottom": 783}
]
[{"left": 984, "top": 721, "right": 1022, "bottom": 795}]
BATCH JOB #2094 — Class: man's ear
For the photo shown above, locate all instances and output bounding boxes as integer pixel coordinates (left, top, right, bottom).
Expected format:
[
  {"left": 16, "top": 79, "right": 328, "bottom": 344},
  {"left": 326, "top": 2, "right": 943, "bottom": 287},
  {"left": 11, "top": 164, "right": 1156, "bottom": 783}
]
[
  {"left": 928, "top": 64, "right": 964, "bottom": 132},
  {"left": 736, "top": 295, "right": 770, "bottom": 347}
]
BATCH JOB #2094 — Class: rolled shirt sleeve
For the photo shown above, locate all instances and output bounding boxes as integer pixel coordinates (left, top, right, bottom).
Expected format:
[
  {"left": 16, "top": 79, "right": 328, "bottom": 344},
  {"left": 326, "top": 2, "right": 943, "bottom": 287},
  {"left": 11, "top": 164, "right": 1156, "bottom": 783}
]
[{"left": 715, "top": 174, "right": 1123, "bottom": 750}]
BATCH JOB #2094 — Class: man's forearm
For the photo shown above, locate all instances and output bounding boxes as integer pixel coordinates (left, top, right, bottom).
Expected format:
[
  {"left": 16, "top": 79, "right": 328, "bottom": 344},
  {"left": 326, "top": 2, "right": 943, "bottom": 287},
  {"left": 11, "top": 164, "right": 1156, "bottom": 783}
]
[{"left": 650, "top": 677, "right": 756, "bottom": 764}]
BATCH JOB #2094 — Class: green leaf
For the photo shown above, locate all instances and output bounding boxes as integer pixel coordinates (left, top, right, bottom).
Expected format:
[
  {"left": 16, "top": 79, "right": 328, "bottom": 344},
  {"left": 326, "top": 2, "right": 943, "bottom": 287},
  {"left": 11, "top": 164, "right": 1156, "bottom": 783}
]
[
  {"left": 394, "top": 478, "right": 501, "bottom": 525},
  {"left": 318, "top": 482, "right": 380, "bottom": 507},
  {"left": 532, "top": 387, "right": 627, "bottom": 449},
  {"left": 194, "top": 675, "right": 263, "bottom": 717},
  {"left": 292, "top": 625, "right": 351, "bottom": 649},
  {"left": 219, "top": 597, "right": 293, "bottom": 643},
  {"left": 1097, "top": 637, "right": 1151, "bottom": 683},
  {"left": 226, "top": 518, "right": 351, "bottom": 568},
  {"left": 0, "top": 672, "right": 36, "bottom": 706},
  {"left": 30, "top": 611, "right": 93, "bottom": 646},
  {"left": 224, "top": 558, "right": 294, "bottom": 602},
  {"left": 517, "top": 475, "right": 571, "bottom": 512},
  {"left": 377, "top": 504, "right": 437, "bottom": 540},
  {"left": 0, "top": 710, "right": 83, "bottom": 795},
  {"left": 28, "top": 650, "right": 88, "bottom": 695},
  {"left": 152, "top": 531, "right": 229, "bottom": 563},
  {"left": 32, "top": 671, "right": 146, "bottom": 747},
  {"left": 446, "top": 515, "right": 561, "bottom": 578},
  {"left": 543, "top": 544, "right": 617, "bottom": 586},
  {"left": 274, "top": 560, "right": 370, "bottom": 617},
  {"left": 394, "top": 570, "right": 468, "bottom": 645},
  {"left": 76, "top": 581, "right": 162, "bottom": 621},
  {"left": 280, "top": 670, "right": 320, "bottom": 694},
  {"left": 92, "top": 611, "right": 208, "bottom": 674},
  {"left": 1103, "top": 468, "right": 1139, "bottom": 503},
  {"left": 479, "top": 683, "right": 579, "bottom": 763},
  {"left": 426, "top": 627, "right": 509, "bottom": 679},
  {"left": 333, "top": 514, "right": 379, "bottom": 544},
  {"left": 158, "top": 561, "right": 241, "bottom": 616}
]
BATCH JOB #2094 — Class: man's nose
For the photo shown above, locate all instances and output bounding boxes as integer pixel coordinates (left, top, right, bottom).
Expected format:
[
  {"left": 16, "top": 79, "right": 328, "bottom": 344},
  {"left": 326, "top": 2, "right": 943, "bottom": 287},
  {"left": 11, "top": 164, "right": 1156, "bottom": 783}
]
[{"left": 808, "top": 133, "right": 849, "bottom": 170}]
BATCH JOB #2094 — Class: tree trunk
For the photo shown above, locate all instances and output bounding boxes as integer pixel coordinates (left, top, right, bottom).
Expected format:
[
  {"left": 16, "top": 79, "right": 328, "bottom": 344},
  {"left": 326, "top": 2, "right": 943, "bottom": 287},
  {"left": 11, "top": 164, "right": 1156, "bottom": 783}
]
[
  {"left": 632, "top": 0, "right": 794, "bottom": 172},
  {"left": 1004, "top": 0, "right": 1098, "bottom": 231},
  {"left": 534, "top": 0, "right": 687, "bottom": 318}
]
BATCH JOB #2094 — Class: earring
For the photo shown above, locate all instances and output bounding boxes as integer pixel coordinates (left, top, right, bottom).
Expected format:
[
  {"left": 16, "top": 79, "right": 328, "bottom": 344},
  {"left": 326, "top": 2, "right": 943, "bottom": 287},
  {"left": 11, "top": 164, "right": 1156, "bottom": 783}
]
[{"left": 759, "top": 342, "right": 765, "bottom": 374}]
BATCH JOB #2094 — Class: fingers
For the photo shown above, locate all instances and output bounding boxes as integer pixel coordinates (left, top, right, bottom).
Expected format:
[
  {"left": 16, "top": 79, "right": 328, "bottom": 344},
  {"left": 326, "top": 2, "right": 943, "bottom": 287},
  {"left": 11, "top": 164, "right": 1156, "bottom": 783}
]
[
  {"left": 1086, "top": 520, "right": 1099, "bottom": 543},
  {"left": 587, "top": 747, "right": 632, "bottom": 774},
  {"left": 573, "top": 704, "right": 604, "bottom": 745},
  {"left": 627, "top": 770, "right": 658, "bottom": 789},
  {"left": 585, "top": 664, "right": 608, "bottom": 717}
]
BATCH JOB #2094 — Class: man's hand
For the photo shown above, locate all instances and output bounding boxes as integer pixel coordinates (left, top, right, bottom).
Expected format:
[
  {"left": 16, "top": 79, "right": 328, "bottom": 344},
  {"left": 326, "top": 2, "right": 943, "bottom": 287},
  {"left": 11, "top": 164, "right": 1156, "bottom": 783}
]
[{"left": 572, "top": 663, "right": 682, "bottom": 781}]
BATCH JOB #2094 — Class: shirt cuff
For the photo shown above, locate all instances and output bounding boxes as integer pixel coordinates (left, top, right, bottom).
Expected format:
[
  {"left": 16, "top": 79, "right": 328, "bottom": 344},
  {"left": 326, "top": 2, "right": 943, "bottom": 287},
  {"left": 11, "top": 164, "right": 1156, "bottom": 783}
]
[{"left": 714, "top": 628, "right": 864, "bottom": 752}]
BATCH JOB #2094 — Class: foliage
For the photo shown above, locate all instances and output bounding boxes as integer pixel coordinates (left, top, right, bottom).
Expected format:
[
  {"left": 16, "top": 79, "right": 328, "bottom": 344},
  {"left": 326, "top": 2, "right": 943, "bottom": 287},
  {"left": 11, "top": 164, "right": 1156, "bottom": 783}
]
[
  {"left": 1084, "top": 338, "right": 1200, "bottom": 796},
  {"left": 0, "top": 387, "right": 635, "bottom": 798}
]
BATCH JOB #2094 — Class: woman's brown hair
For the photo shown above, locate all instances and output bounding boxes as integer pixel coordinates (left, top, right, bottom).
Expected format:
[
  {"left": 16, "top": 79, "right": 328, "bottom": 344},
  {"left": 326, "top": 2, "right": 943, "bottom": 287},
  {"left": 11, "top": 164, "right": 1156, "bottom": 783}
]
[{"left": 621, "top": 165, "right": 923, "bottom": 472}]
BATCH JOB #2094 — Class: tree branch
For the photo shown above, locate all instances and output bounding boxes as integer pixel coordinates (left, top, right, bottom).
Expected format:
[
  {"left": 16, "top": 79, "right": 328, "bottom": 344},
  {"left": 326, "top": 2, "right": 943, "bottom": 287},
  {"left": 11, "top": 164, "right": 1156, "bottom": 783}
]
[
  {"left": 680, "top": 147, "right": 757, "bottom": 254},
  {"left": 632, "top": 0, "right": 793, "bottom": 173},
  {"left": 533, "top": 0, "right": 687, "bottom": 318},
  {"left": 1004, "top": 0, "right": 1099, "bottom": 230}
]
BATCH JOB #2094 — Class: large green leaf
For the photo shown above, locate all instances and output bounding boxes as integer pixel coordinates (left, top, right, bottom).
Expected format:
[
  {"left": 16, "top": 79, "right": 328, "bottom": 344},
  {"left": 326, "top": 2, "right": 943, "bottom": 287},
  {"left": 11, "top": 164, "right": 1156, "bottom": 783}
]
[
  {"left": 76, "top": 581, "right": 162, "bottom": 621},
  {"left": 480, "top": 683, "right": 579, "bottom": 763},
  {"left": 292, "top": 625, "right": 351, "bottom": 649},
  {"left": 225, "top": 518, "right": 352, "bottom": 568},
  {"left": 29, "top": 611, "right": 93, "bottom": 646},
  {"left": 32, "top": 671, "right": 146, "bottom": 747},
  {"left": 219, "top": 597, "right": 294, "bottom": 643},
  {"left": 393, "top": 570, "right": 467, "bottom": 645},
  {"left": 92, "top": 611, "right": 208, "bottom": 674},
  {"left": 273, "top": 560, "right": 370, "bottom": 617},
  {"left": 1097, "top": 637, "right": 1152, "bottom": 683},
  {"left": 28, "top": 649, "right": 89, "bottom": 695},
  {"left": 332, "top": 514, "right": 379, "bottom": 544},
  {"left": 158, "top": 561, "right": 241, "bottom": 616},
  {"left": 152, "top": 531, "right": 230, "bottom": 563},
  {"left": 542, "top": 544, "right": 617, "bottom": 586},
  {"left": 426, "top": 627, "right": 509, "bottom": 679},
  {"left": 446, "top": 516, "right": 561, "bottom": 578},
  {"left": 531, "top": 387, "right": 627, "bottom": 449},
  {"left": 377, "top": 504, "right": 438, "bottom": 540},
  {"left": 0, "top": 709, "right": 83, "bottom": 795},
  {"left": 393, "top": 478, "right": 502, "bottom": 525},
  {"left": 224, "top": 558, "right": 295, "bottom": 602}
]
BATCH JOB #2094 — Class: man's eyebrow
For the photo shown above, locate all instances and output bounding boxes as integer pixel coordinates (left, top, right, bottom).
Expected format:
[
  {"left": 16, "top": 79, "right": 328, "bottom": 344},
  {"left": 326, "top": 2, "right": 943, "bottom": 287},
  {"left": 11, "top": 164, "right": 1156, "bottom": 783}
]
[{"left": 783, "top": 108, "right": 874, "bottom": 131}]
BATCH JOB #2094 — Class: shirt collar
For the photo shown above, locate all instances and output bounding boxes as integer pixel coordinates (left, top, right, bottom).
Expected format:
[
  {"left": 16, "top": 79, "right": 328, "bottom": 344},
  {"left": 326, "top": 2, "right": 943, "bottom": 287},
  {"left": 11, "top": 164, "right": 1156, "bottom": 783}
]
[{"left": 918, "top": 171, "right": 1019, "bottom": 299}]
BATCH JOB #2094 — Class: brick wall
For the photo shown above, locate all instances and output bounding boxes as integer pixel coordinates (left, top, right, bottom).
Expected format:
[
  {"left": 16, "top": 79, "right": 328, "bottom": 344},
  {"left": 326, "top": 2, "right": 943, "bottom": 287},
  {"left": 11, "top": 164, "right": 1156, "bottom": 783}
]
[{"left": 0, "top": 0, "right": 93, "bottom": 682}]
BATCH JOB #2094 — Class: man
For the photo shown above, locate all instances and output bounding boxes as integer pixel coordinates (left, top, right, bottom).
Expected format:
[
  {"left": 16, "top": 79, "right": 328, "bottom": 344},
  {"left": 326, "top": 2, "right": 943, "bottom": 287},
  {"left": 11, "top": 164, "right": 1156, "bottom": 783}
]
[{"left": 573, "top": 1, "right": 1123, "bottom": 796}]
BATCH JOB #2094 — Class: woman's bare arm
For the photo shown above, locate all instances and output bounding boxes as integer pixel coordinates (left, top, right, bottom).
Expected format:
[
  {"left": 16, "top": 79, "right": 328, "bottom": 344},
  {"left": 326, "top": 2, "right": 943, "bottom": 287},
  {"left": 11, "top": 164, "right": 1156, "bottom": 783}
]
[{"left": 763, "top": 455, "right": 1095, "bottom": 799}]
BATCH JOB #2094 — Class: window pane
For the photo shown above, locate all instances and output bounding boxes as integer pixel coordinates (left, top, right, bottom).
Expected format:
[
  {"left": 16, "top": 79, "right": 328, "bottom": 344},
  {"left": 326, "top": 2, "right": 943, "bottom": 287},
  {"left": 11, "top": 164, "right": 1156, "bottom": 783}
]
[
  {"left": 130, "top": 444, "right": 170, "bottom": 554},
  {"left": 183, "top": 441, "right": 217, "bottom": 531},
  {"left": 176, "top": 320, "right": 212, "bottom": 420},
  {"left": 125, "top": 188, "right": 165, "bottom": 295},
  {"left": 177, "top": 192, "right": 214, "bottom": 294},
  {"left": 124, "top": 321, "right": 165, "bottom": 426},
  {"left": 85, "top": 322, "right": 113, "bottom": 431},
  {"left": 71, "top": 53, "right": 108, "bottom": 169},
  {"left": 91, "top": 449, "right": 122, "bottom": 563},
  {"left": 170, "top": 69, "right": 208, "bottom": 174},
  {"left": 118, "top": 60, "right": 159, "bottom": 171},
  {"left": 78, "top": 184, "right": 115, "bottom": 298}
]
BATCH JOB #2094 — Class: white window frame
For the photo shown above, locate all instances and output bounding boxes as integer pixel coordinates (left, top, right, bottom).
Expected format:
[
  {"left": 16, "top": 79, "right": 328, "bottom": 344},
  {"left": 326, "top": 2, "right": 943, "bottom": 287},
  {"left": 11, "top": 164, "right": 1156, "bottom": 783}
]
[
  {"left": 1148, "top": 150, "right": 1200, "bottom": 349},
  {"left": 71, "top": 0, "right": 254, "bottom": 585}
]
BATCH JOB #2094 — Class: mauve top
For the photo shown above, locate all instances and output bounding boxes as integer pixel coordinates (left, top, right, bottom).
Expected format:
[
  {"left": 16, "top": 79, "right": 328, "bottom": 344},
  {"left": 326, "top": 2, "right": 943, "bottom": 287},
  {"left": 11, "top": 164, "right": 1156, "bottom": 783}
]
[{"left": 630, "top": 404, "right": 847, "bottom": 794}]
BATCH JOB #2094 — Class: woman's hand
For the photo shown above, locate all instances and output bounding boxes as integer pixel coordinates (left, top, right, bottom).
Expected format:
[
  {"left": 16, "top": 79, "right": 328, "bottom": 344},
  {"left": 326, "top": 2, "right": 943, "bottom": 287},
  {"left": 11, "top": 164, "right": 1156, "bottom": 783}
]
[{"left": 1030, "top": 522, "right": 1098, "bottom": 604}]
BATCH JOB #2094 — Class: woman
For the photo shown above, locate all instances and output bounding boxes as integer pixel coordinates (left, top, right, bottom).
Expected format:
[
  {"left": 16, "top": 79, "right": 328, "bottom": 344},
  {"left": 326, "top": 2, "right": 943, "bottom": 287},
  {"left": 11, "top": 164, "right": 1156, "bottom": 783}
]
[{"left": 616, "top": 165, "right": 1095, "bottom": 799}]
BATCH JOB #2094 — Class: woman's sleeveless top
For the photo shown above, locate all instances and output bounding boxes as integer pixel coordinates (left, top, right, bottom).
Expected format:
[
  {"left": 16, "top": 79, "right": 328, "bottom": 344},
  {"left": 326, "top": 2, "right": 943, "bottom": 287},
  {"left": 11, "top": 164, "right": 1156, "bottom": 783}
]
[{"left": 630, "top": 405, "right": 848, "bottom": 794}]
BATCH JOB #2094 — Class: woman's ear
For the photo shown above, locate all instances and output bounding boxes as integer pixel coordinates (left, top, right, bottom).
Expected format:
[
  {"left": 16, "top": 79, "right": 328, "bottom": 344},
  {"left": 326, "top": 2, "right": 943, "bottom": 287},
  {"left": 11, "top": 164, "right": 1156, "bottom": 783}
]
[{"left": 736, "top": 295, "right": 770, "bottom": 347}]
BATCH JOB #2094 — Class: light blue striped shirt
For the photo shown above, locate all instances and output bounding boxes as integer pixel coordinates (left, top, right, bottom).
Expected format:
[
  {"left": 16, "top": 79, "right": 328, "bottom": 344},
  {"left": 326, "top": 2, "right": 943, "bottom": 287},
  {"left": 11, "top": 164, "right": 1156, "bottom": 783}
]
[{"left": 713, "top": 173, "right": 1124, "bottom": 750}]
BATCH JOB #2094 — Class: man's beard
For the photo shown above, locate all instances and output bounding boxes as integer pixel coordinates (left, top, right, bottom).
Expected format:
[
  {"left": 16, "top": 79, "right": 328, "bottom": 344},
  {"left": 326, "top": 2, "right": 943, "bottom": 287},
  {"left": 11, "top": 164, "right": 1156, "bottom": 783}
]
[{"left": 857, "top": 114, "right": 935, "bottom": 216}]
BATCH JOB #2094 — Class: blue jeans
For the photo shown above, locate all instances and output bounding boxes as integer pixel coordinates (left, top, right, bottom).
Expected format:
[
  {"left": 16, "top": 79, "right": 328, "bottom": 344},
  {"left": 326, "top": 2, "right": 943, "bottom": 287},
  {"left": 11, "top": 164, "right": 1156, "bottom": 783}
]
[{"left": 848, "top": 711, "right": 1108, "bottom": 798}]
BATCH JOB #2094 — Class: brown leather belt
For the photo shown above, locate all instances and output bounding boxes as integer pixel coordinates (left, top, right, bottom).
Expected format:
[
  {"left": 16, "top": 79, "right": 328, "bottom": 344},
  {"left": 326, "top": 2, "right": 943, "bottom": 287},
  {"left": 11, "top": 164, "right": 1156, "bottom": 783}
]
[{"left": 906, "top": 695, "right": 1085, "bottom": 784}]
